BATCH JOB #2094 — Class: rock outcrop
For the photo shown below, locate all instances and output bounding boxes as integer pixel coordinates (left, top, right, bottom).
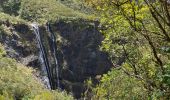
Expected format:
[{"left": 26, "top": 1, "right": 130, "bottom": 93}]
[{"left": 0, "top": 19, "right": 112, "bottom": 98}]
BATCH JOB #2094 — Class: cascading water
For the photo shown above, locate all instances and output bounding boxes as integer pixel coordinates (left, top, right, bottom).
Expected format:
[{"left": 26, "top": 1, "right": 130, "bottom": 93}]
[
  {"left": 46, "top": 22, "right": 60, "bottom": 89},
  {"left": 31, "top": 23, "right": 53, "bottom": 89}
]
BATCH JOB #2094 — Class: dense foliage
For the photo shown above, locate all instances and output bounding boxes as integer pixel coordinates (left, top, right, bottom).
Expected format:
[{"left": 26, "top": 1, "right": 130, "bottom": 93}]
[
  {"left": 93, "top": 69, "right": 147, "bottom": 99},
  {"left": 83, "top": 0, "right": 170, "bottom": 99},
  {"left": 2, "top": 0, "right": 170, "bottom": 99}
]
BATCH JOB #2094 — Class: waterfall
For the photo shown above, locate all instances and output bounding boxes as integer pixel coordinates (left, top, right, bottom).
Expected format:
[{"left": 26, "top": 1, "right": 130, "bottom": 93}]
[
  {"left": 31, "top": 23, "right": 53, "bottom": 89},
  {"left": 46, "top": 22, "right": 60, "bottom": 89}
]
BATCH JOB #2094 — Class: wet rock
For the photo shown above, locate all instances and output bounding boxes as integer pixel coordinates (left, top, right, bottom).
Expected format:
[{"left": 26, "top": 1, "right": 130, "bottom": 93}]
[
  {"left": 0, "top": 20, "right": 112, "bottom": 99},
  {"left": 52, "top": 20, "right": 112, "bottom": 98}
]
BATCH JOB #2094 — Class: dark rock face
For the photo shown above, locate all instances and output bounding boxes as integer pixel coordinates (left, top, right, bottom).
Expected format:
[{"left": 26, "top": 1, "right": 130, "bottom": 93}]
[
  {"left": 51, "top": 20, "right": 112, "bottom": 98},
  {"left": 54, "top": 20, "right": 111, "bottom": 78},
  {"left": 0, "top": 20, "right": 112, "bottom": 98}
]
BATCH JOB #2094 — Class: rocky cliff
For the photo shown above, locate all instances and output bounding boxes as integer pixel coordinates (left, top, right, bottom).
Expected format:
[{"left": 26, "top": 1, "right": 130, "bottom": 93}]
[{"left": 0, "top": 19, "right": 111, "bottom": 98}]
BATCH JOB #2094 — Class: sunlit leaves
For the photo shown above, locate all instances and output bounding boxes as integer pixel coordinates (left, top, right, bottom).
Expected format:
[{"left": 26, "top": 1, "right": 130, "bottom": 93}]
[
  {"left": 92, "top": 0, "right": 170, "bottom": 99},
  {"left": 93, "top": 69, "right": 147, "bottom": 99}
]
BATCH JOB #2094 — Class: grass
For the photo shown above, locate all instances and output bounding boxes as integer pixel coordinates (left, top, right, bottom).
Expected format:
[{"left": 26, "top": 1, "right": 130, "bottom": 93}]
[
  {"left": 19, "top": 0, "right": 91, "bottom": 24},
  {"left": 59, "top": 0, "right": 94, "bottom": 15},
  {"left": 0, "top": 0, "right": 96, "bottom": 25},
  {"left": 0, "top": 44, "right": 73, "bottom": 100},
  {"left": 0, "top": 12, "right": 27, "bottom": 24}
]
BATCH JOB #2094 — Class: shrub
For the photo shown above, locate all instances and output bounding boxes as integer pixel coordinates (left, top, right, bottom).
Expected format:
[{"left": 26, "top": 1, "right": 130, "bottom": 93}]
[
  {"left": 34, "top": 90, "right": 73, "bottom": 100},
  {"left": 0, "top": 44, "right": 73, "bottom": 100},
  {"left": 19, "top": 0, "right": 87, "bottom": 23},
  {"left": 0, "top": 0, "right": 21, "bottom": 16},
  {"left": 92, "top": 69, "right": 148, "bottom": 100}
]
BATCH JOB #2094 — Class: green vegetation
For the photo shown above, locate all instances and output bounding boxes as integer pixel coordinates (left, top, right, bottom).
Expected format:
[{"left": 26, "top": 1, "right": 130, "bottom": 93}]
[
  {"left": 0, "top": 1, "right": 90, "bottom": 99},
  {"left": 19, "top": 0, "right": 89, "bottom": 23},
  {"left": 0, "top": 0, "right": 92, "bottom": 24},
  {"left": 2, "top": 0, "right": 170, "bottom": 99},
  {"left": 0, "top": 0, "right": 21, "bottom": 16},
  {"left": 0, "top": 12, "right": 27, "bottom": 36},
  {"left": 0, "top": 44, "right": 73, "bottom": 99},
  {"left": 59, "top": 0, "right": 94, "bottom": 14},
  {"left": 0, "top": 12, "right": 26, "bottom": 24},
  {"left": 83, "top": 0, "right": 170, "bottom": 99},
  {"left": 92, "top": 69, "right": 147, "bottom": 99}
]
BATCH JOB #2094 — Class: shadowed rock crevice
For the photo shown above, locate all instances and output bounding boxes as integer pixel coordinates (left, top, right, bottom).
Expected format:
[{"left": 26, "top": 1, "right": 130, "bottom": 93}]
[
  {"left": 0, "top": 20, "right": 112, "bottom": 98},
  {"left": 51, "top": 20, "right": 111, "bottom": 98}
]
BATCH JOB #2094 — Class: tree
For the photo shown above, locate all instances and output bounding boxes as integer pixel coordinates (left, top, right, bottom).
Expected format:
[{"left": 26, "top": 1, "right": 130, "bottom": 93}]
[{"left": 87, "top": 0, "right": 170, "bottom": 99}]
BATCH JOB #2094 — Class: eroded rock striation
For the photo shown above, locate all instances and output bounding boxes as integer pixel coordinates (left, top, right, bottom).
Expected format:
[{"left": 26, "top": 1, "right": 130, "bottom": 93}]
[{"left": 0, "top": 19, "right": 112, "bottom": 98}]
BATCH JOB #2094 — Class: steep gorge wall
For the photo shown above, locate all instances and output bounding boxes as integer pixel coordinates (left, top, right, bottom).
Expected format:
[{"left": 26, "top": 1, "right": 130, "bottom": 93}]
[{"left": 0, "top": 19, "right": 112, "bottom": 98}]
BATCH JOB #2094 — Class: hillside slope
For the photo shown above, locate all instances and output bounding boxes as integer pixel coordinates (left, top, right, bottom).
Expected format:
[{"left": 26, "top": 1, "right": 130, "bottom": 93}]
[
  {"left": 0, "top": 0, "right": 111, "bottom": 99},
  {"left": 0, "top": 44, "right": 73, "bottom": 100}
]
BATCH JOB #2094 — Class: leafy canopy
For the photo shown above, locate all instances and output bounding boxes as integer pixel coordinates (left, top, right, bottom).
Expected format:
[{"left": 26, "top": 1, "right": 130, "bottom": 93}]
[{"left": 85, "top": 0, "right": 170, "bottom": 99}]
